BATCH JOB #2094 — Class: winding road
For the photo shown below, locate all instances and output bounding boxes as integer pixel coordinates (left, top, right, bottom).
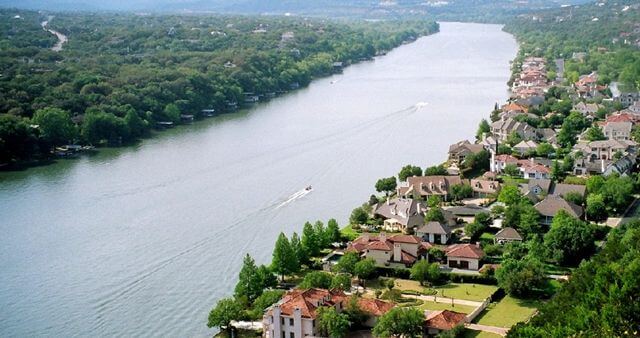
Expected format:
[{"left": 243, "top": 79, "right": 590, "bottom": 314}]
[{"left": 41, "top": 16, "right": 67, "bottom": 52}]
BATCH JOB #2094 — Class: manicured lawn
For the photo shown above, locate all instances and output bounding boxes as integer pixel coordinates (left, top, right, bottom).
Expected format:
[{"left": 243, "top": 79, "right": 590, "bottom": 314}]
[
  {"left": 462, "top": 329, "right": 502, "bottom": 338},
  {"left": 417, "top": 300, "right": 476, "bottom": 314},
  {"left": 394, "top": 279, "right": 428, "bottom": 293},
  {"left": 475, "top": 295, "right": 542, "bottom": 327},
  {"left": 433, "top": 283, "right": 498, "bottom": 302},
  {"left": 542, "top": 262, "right": 572, "bottom": 275}
]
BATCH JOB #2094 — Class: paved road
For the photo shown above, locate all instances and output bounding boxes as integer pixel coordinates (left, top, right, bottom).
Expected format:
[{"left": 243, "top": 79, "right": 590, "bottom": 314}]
[{"left": 466, "top": 323, "right": 509, "bottom": 336}]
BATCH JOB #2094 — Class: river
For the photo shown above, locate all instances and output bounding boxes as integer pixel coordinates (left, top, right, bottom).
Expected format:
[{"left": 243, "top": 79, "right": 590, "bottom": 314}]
[{"left": 0, "top": 22, "right": 517, "bottom": 337}]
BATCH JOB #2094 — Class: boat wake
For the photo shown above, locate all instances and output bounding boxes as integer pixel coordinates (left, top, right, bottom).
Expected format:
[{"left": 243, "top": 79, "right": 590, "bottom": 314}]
[
  {"left": 415, "top": 101, "right": 429, "bottom": 109},
  {"left": 276, "top": 187, "right": 312, "bottom": 209}
]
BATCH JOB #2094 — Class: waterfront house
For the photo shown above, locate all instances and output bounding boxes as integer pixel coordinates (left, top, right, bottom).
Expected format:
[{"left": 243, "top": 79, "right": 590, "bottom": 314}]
[
  {"left": 415, "top": 221, "right": 450, "bottom": 244},
  {"left": 346, "top": 233, "right": 431, "bottom": 268},
  {"left": 262, "top": 288, "right": 393, "bottom": 338},
  {"left": 444, "top": 243, "right": 484, "bottom": 270},
  {"left": 534, "top": 195, "right": 583, "bottom": 225},
  {"left": 373, "top": 198, "right": 426, "bottom": 233},
  {"left": 448, "top": 140, "right": 484, "bottom": 164},
  {"left": 494, "top": 227, "right": 523, "bottom": 245},
  {"left": 490, "top": 117, "right": 537, "bottom": 142},
  {"left": 397, "top": 176, "right": 467, "bottom": 201},
  {"left": 424, "top": 310, "right": 467, "bottom": 336}
]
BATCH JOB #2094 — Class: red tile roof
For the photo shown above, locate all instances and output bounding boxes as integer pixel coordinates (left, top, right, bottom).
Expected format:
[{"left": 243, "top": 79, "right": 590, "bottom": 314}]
[
  {"left": 358, "top": 298, "right": 395, "bottom": 316},
  {"left": 424, "top": 310, "right": 467, "bottom": 330},
  {"left": 276, "top": 288, "right": 347, "bottom": 319},
  {"left": 445, "top": 244, "right": 484, "bottom": 259}
]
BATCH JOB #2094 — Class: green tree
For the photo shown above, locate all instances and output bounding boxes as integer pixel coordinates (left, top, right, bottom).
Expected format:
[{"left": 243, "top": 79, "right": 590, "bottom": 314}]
[
  {"left": 504, "top": 163, "right": 521, "bottom": 177},
  {"left": 373, "top": 307, "right": 424, "bottom": 338},
  {"left": 496, "top": 257, "right": 546, "bottom": 297},
  {"left": 427, "top": 195, "right": 442, "bottom": 208},
  {"left": 544, "top": 211, "right": 596, "bottom": 266},
  {"left": 498, "top": 185, "right": 523, "bottom": 206},
  {"left": 234, "top": 254, "right": 263, "bottom": 303},
  {"left": 563, "top": 191, "right": 585, "bottom": 206},
  {"left": 82, "top": 111, "right": 129, "bottom": 145},
  {"left": 32, "top": 107, "right": 75, "bottom": 146},
  {"left": 536, "top": 142, "right": 554, "bottom": 157},
  {"left": 476, "top": 118, "right": 491, "bottom": 140},
  {"left": 302, "top": 221, "right": 319, "bottom": 257},
  {"left": 375, "top": 177, "right": 397, "bottom": 196},
  {"left": 425, "top": 207, "right": 446, "bottom": 223},
  {"left": 290, "top": 232, "right": 306, "bottom": 267},
  {"left": 299, "top": 271, "right": 333, "bottom": 289},
  {"left": 506, "top": 131, "right": 522, "bottom": 147},
  {"left": 410, "top": 259, "right": 440, "bottom": 286},
  {"left": 331, "top": 273, "right": 352, "bottom": 291},
  {"left": 248, "top": 290, "right": 285, "bottom": 319},
  {"left": 271, "top": 232, "right": 295, "bottom": 279},
  {"left": 326, "top": 218, "right": 341, "bottom": 243},
  {"left": 399, "top": 164, "right": 422, "bottom": 181},
  {"left": 584, "top": 125, "right": 606, "bottom": 141},
  {"left": 586, "top": 193, "right": 607, "bottom": 222},
  {"left": 450, "top": 184, "right": 473, "bottom": 201},
  {"left": 317, "top": 306, "right": 351, "bottom": 338},
  {"left": 424, "top": 165, "right": 448, "bottom": 175},
  {"left": 334, "top": 252, "right": 359, "bottom": 275},
  {"left": 354, "top": 258, "right": 377, "bottom": 279},
  {"left": 465, "top": 221, "right": 487, "bottom": 241},
  {"left": 124, "top": 109, "right": 146, "bottom": 138},
  {"left": 314, "top": 221, "right": 328, "bottom": 249},
  {"left": 349, "top": 207, "right": 369, "bottom": 225},
  {"left": 207, "top": 298, "right": 244, "bottom": 331}
]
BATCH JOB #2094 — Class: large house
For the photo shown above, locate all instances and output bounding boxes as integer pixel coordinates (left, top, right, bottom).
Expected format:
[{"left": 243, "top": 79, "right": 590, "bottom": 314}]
[
  {"left": 602, "top": 121, "right": 632, "bottom": 141},
  {"left": 573, "top": 139, "right": 637, "bottom": 161},
  {"left": 263, "top": 288, "right": 394, "bottom": 338},
  {"left": 346, "top": 233, "right": 431, "bottom": 268},
  {"left": 444, "top": 243, "right": 484, "bottom": 270},
  {"left": 574, "top": 102, "right": 602, "bottom": 119},
  {"left": 373, "top": 198, "right": 426, "bottom": 233},
  {"left": 448, "top": 140, "right": 485, "bottom": 164},
  {"left": 534, "top": 195, "right": 583, "bottom": 225},
  {"left": 415, "top": 221, "right": 451, "bottom": 244},
  {"left": 469, "top": 179, "right": 501, "bottom": 198},
  {"left": 490, "top": 117, "right": 537, "bottom": 141},
  {"left": 397, "top": 176, "right": 467, "bottom": 201},
  {"left": 494, "top": 227, "right": 523, "bottom": 245}
]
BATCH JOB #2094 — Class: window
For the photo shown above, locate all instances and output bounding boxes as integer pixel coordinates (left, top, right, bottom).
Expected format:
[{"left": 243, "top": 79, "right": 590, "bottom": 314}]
[
  {"left": 290, "top": 333, "right": 294, "bottom": 338},
  {"left": 281, "top": 331, "right": 285, "bottom": 338},
  {"left": 289, "top": 318, "right": 294, "bottom": 326},
  {"left": 281, "top": 318, "right": 285, "bottom": 325}
]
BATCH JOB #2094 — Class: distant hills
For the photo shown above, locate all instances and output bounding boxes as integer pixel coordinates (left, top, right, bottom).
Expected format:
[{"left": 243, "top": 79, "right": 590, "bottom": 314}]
[{"left": 0, "top": 0, "right": 594, "bottom": 20}]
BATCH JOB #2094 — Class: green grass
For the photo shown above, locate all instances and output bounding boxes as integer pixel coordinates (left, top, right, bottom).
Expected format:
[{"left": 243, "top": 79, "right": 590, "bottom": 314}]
[
  {"left": 417, "top": 300, "right": 476, "bottom": 314},
  {"left": 462, "top": 329, "right": 503, "bottom": 338},
  {"left": 500, "top": 176, "right": 528, "bottom": 186},
  {"left": 474, "top": 295, "right": 542, "bottom": 327},
  {"left": 433, "top": 283, "right": 498, "bottom": 302},
  {"left": 542, "top": 262, "right": 572, "bottom": 276},
  {"left": 394, "top": 279, "right": 428, "bottom": 293},
  {"left": 340, "top": 224, "right": 360, "bottom": 241}
]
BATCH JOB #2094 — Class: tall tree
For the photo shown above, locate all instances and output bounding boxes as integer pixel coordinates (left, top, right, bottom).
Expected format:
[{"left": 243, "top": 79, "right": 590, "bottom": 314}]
[
  {"left": 373, "top": 307, "right": 424, "bottom": 338},
  {"left": 326, "top": 218, "right": 341, "bottom": 244},
  {"left": 234, "top": 254, "right": 262, "bottom": 303},
  {"left": 207, "top": 298, "right": 244, "bottom": 332},
  {"left": 410, "top": 259, "right": 440, "bottom": 286},
  {"left": 290, "top": 232, "right": 306, "bottom": 268},
  {"left": 399, "top": 164, "right": 422, "bottom": 181},
  {"left": 271, "top": 232, "right": 294, "bottom": 279},
  {"left": 317, "top": 306, "right": 351, "bottom": 338},
  {"left": 544, "top": 211, "right": 596, "bottom": 266},
  {"left": 32, "top": 107, "right": 75, "bottom": 147},
  {"left": 301, "top": 221, "right": 319, "bottom": 257},
  {"left": 496, "top": 257, "right": 546, "bottom": 297},
  {"left": 375, "top": 177, "right": 397, "bottom": 196}
]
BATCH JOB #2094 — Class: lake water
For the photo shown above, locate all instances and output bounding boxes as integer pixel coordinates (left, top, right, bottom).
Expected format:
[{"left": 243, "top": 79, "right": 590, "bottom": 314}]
[{"left": 0, "top": 22, "right": 517, "bottom": 337}]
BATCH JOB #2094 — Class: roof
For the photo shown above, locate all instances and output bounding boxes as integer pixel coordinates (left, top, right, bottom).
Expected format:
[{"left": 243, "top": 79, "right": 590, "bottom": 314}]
[
  {"left": 551, "top": 183, "right": 586, "bottom": 198},
  {"left": 445, "top": 244, "right": 484, "bottom": 259},
  {"left": 495, "top": 227, "right": 523, "bottom": 241},
  {"left": 448, "top": 140, "right": 484, "bottom": 156},
  {"left": 528, "top": 179, "right": 552, "bottom": 193},
  {"left": 534, "top": 195, "right": 583, "bottom": 218},
  {"left": 374, "top": 198, "right": 425, "bottom": 226},
  {"left": 470, "top": 179, "right": 501, "bottom": 194},
  {"left": 398, "top": 176, "right": 466, "bottom": 197},
  {"left": 357, "top": 298, "right": 394, "bottom": 317},
  {"left": 502, "top": 102, "right": 528, "bottom": 113},
  {"left": 275, "top": 288, "right": 346, "bottom": 319},
  {"left": 347, "top": 233, "right": 424, "bottom": 253},
  {"left": 514, "top": 140, "right": 538, "bottom": 149},
  {"left": 424, "top": 310, "right": 467, "bottom": 330},
  {"left": 416, "top": 221, "right": 450, "bottom": 235},
  {"left": 494, "top": 154, "right": 518, "bottom": 163}
]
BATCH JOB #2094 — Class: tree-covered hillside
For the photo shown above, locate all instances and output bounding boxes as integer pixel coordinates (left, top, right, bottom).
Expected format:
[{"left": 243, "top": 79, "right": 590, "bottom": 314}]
[{"left": 0, "top": 10, "right": 437, "bottom": 165}]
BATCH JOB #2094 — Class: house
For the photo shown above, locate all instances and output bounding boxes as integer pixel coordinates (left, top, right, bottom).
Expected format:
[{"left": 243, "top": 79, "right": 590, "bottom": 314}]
[
  {"left": 490, "top": 117, "right": 537, "bottom": 141},
  {"left": 491, "top": 154, "right": 519, "bottom": 173},
  {"left": 520, "top": 162, "right": 551, "bottom": 179},
  {"left": 602, "top": 121, "right": 632, "bottom": 141},
  {"left": 470, "top": 179, "right": 501, "bottom": 198},
  {"left": 448, "top": 140, "right": 484, "bottom": 164},
  {"left": 415, "top": 221, "right": 450, "bottom": 244},
  {"left": 604, "top": 155, "right": 635, "bottom": 176},
  {"left": 536, "top": 128, "right": 559, "bottom": 147},
  {"left": 424, "top": 310, "right": 467, "bottom": 336},
  {"left": 444, "top": 243, "right": 484, "bottom": 270},
  {"left": 573, "top": 139, "right": 637, "bottom": 162},
  {"left": 263, "top": 288, "right": 393, "bottom": 338},
  {"left": 480, "top": 134, "right": 499, "bottom": 153},
  {"left": 519, "top": 178, "right": 552, "bottom": 201},
  {"left": 346, "top": 233, "right": 431, "bottom": 268},
  {"left": 501, "top": 102, "right": 528, "bottom": 113},
  {"left": 513, "top": 140, "right": 538, "bottom": 156},
  {"left": 397, "top": 176, "right": 467, "bottom": 201},
  {"left": 534, "top": 195, "right": 583, "bottom": 225},
  {"left": 373, "top": 198, "right": 426, "bottom": 233},
  {"left": 574, "top": 102, "right": 602, "bottom": 119},
  {"left": 550, "top": 183, "right": 587, "bottom": 199},
  {"left": 494, "top": 227, "right": 523, "bottom": 244}
]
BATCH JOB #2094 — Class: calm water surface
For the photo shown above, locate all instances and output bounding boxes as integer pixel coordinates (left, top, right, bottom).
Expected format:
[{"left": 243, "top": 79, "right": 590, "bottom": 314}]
[{"left": 0, "top": 22, "right": 517, "bottom": 337}]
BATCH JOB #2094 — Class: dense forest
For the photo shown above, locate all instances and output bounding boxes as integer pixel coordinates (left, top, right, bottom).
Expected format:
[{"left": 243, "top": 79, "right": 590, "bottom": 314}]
[
  {"left": 504, "top": 0, "right": 640, "bottom": 91},
  {"left": 0, "top": 10, "right": 437, "bottom": 165}
]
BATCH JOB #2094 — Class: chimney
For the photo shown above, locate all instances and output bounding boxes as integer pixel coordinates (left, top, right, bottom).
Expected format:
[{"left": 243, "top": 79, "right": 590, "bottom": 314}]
[
  {"left": 386, "top": 197, "right": 390, "bottom": 205},
  {"left": 393, "top": 243, "right": 401, "bottom": 262},
  {"left": 530, "top": 158, "right": 534, "bottom": 164},
  {"left": 475, "top": 242, "right": 481, "bottom": 248},
  {"left": 379, "top": 232, "right": 386, "bottom": 242},
  {"left": 601, "top": 159, "right": 605, "bottom": 173}
]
